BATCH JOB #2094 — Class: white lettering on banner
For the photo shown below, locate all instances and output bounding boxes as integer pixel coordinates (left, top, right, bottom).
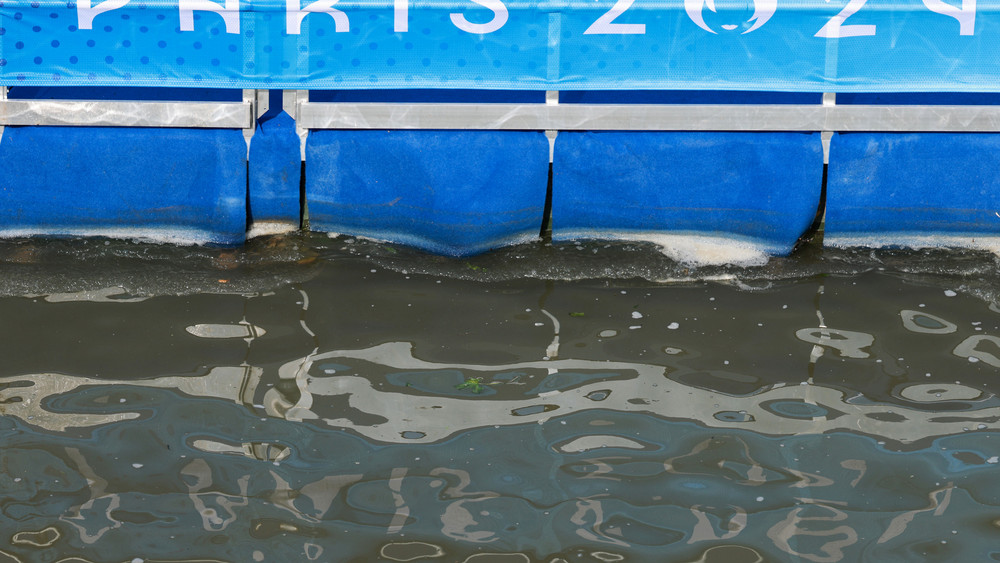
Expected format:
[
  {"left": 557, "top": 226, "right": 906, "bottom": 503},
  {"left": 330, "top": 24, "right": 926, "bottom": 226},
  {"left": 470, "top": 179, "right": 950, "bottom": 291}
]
[
  {"left": 923, "top": 0, "right": 976, "bottom": 35},
  {"left": 394, "top": 0, "right": 408, "bottom": 32},
  {"left": 585, "top": 0, "right": 645, "bottom": 34},
  {"left": 686, "top": 0, "right": 719, "bottom": 33},
  {"left": 815, "top": 0, "right": 876, "bottom": 38},
  {"left": 77, "top": 0, "right": 129, "bottom": 30},
  {"left": 179, "top": 0, "right": 240, "bottom": 34},
  {"left": 66, "top": 0, "right": 984, "bottom": 40},
  {"left": 684, "top": 0, "right": 775, "bottom": 34},
  {"left": 744, "top": 0, "right": 776, "bottom": 33},
  {"left": 450, "top": 0, "right": 508, "bottom": 33},
  {"left": 286, "top": 0, "right": 350, "bottom": 34}
]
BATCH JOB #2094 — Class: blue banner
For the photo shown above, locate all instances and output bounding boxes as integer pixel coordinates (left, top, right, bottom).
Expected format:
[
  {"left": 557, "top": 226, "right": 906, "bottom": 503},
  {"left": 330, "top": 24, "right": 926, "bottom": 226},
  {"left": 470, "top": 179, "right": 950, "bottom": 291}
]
[{"left": 1, "top": 0, "right": 999, "bottom": 90}]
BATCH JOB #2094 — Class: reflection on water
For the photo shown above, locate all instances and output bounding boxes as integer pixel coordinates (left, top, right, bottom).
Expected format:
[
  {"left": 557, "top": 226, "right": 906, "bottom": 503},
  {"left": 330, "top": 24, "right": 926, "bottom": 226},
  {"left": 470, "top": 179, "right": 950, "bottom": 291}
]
[{"left": 2, "top": 235, "right": 1000, "bottom": 561}]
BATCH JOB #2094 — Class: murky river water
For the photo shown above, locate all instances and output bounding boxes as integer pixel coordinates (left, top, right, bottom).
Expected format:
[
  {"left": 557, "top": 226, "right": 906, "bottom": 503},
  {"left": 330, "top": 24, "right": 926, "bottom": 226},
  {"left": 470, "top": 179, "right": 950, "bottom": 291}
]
[{"left": 2, "top": 234, "right": 1000, "bottom": 562}]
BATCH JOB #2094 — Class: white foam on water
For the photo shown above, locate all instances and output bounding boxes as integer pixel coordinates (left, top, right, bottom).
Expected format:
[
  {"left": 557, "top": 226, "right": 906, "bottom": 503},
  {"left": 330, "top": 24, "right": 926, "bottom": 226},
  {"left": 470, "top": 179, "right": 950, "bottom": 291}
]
[
  {"left": 566, "top": 232, "right": 773, "bottom": 266},
  {"left": 0, "top": 227, "right": 231, "bottom": 247},
  {"left": 648, "top": 234, "right": 772, "bottom": 266},
  {"left": 247, "top": 220, "right": 298, "bottom": 239},
  {"left": 825, "top": 234, "right": 1000, "bottom": 256}
]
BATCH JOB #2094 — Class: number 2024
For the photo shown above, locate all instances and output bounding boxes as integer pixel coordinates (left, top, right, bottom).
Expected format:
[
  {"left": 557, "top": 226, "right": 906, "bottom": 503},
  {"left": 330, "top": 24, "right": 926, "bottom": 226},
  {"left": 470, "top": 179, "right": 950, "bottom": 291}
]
[{"left": 579, "top": 0, "right": 977, "bottom": 37}]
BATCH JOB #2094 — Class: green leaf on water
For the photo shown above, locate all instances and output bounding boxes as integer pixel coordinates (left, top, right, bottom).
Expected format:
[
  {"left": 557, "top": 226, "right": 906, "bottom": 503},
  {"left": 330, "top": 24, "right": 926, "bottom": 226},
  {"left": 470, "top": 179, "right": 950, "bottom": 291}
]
[
  {"left": 569, "top": 312, "right": 586, "bottom": 317},
  {"left": 456, "top": 377, "right": 485, "bottom": 394}
]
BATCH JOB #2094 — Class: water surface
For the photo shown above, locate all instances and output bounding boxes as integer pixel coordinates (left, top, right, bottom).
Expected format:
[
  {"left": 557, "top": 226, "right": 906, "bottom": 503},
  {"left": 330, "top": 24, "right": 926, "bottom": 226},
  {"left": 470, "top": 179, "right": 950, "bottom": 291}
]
[{"left": 2, "top": 234, "right": 1000, "bottom": 562}]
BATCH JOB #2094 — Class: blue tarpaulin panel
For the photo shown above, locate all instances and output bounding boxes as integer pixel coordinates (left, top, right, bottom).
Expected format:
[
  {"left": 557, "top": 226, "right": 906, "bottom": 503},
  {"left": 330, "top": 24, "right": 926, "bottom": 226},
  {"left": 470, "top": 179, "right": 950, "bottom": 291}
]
[
  {"left": 305, "top": 129, "right": 549, "bottom": 256},
  {"left": 552, "top": 131, "right": 824, "bottom": 254},
  {"left": 826, "top": 132, "right": 1000, "bottom": 244},
  {"left": 0, "top": 125, "right": 247, "bottom": 244},
  {"left": 248, "top": 109, "right": 302, "bottom": 230},
  {"left": 1, "top": 0, "right": 1000, "bottom": 91}
]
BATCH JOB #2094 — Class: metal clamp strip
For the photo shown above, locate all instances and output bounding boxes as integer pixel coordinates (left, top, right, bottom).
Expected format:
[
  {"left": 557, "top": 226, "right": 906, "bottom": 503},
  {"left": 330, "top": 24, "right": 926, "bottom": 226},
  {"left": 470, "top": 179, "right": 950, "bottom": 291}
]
[{"left": 296, "top": 100, "right": 1000, "bottom": 133}]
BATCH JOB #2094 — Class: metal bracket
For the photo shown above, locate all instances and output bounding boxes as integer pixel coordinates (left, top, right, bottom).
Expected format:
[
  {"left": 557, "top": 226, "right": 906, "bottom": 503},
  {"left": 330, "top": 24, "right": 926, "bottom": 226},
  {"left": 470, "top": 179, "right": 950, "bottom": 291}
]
[
  {"left": 285, "top": 90, "right": 309, "bottom": 161},
  {"left": 255, "top": 89, "right": 270, "bottom": 121},
  {"left": 242, "top": 89, "right": 257, "bottom": 158},
  {"left": 821, "top": 93, "right": 836, "bottom": 164},
  {"left": 545, "top": 90, "right": 558, "bottom": 163}
]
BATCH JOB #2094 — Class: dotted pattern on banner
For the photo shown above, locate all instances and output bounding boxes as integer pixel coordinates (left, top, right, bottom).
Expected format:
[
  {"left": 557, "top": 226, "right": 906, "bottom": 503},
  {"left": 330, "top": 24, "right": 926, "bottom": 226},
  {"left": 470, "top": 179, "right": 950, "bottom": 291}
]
[
  {"left": 0, "top": 0, "right": 994, "bottom": 90},
  {"left": 0, "top": 2, "right": 244, "bottom": 85},
  {"left": 287, "top": 10, "right": 550, "bottom": 87},
  {"left": 0, "top": 2, "right": 558, "bottom": 87}
]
